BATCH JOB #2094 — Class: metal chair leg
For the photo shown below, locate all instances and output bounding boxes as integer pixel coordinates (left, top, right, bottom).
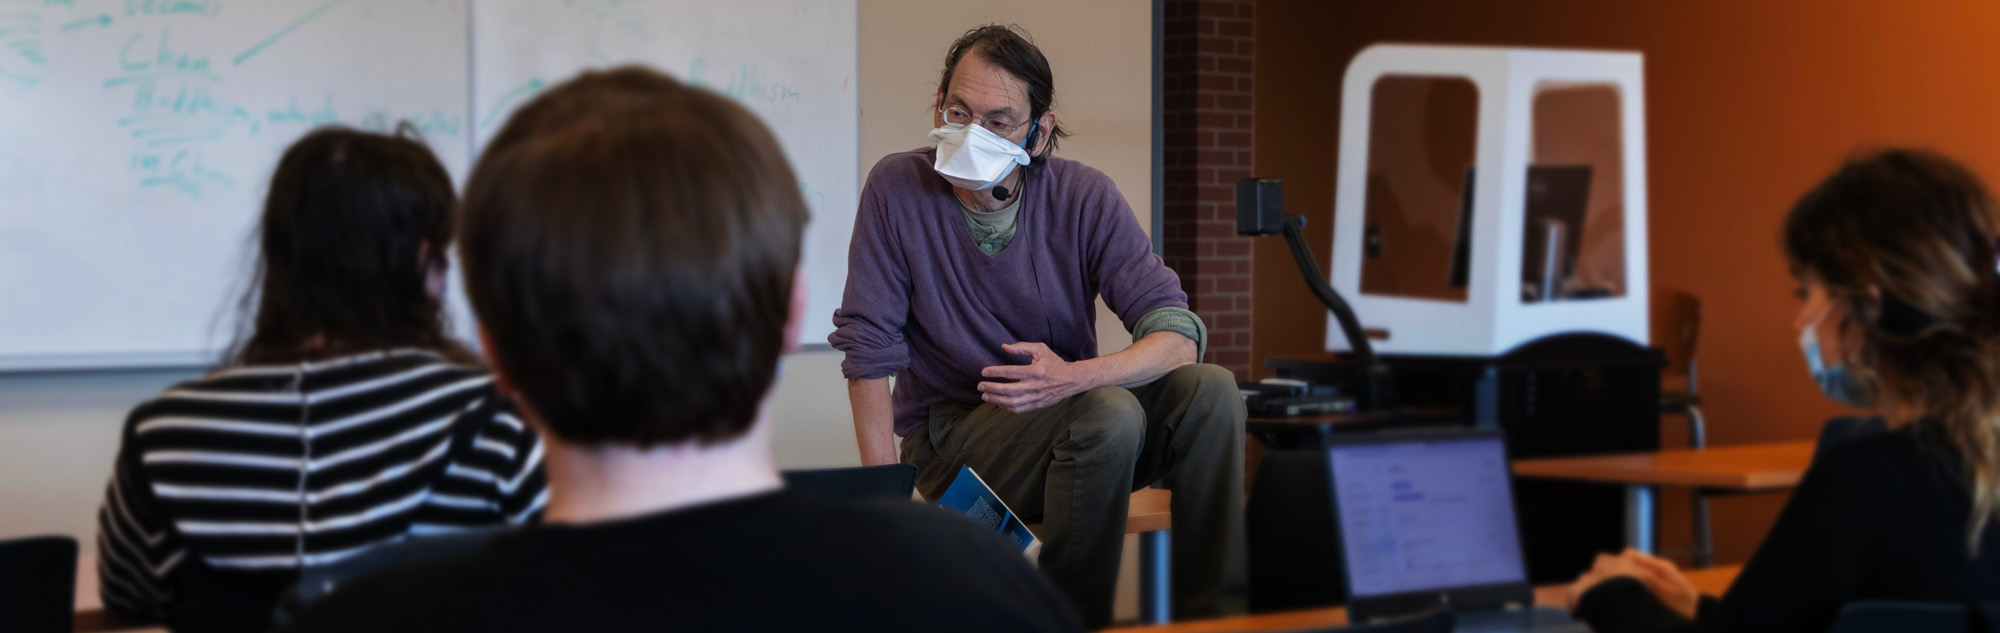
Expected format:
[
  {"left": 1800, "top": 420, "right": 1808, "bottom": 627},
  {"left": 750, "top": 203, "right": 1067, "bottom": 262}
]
[
  {"left": 1140, "top": 530, "right": 1171, "bottom": 623},
  {"left": 1686, "top": 404, "right": 1707, "bottom": 450},
  {"left": 1686, "top": 404, "right": 1713, "bottom": 568},
  {"left": 1692, "top": 491, "right": 1714, "bottom": 568}
]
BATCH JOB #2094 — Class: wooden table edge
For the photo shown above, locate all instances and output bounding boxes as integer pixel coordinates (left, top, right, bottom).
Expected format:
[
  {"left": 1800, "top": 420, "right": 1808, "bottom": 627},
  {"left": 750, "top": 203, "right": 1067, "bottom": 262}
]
[
  {"left": 1098, "top": 565, "right": 1741, "bottom": 633},
  {"left": 1510, "top": 442, "right": 1815, "bottom": 490},
  {"left": 1510, "top": 464, "right": 1807, "bottom": 490}
]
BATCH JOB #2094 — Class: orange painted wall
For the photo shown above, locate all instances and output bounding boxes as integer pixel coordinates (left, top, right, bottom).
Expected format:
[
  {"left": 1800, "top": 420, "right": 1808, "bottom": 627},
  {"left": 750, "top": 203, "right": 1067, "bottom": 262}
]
[{"left": 1251, "top": 0, "right": 2000, "bottom": 564}]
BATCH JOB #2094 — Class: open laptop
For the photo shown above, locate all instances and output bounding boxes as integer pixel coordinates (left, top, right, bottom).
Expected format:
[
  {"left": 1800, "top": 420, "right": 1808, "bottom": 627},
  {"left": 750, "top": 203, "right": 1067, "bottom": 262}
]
[{"left": 1327, "top": 428, "right": 1587, "bottom": 633}]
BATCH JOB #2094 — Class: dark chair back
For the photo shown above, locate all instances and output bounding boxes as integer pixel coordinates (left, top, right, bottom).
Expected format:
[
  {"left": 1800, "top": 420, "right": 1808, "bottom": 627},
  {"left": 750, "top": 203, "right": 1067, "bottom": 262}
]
[
  {"left": 1651, "top": 287, "right": 1703, "bottom": 388},
  {"left": 1284, "top": 607, "right": 1454, "bottom": 633},
  {"left": 0, "top": 535, "right": 78, "bottom": 633},
  {"left": 272, "top": 527, "right": 509, "bottom": 629},
  {"left": 782, "top": 464, "right": 918, "bottom": 501},
  {"left": 1829, "top": 601, "right": 1968, "bottom": 633},
  {"left": 1247, "top": 451, "right": 1343, "bottom": 614}
]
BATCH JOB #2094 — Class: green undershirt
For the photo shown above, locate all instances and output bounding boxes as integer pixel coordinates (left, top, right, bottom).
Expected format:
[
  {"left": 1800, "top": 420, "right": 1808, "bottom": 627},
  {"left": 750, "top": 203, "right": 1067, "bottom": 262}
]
[{"left": 956, "top": 200, "right": 1208, "bottom": 361}]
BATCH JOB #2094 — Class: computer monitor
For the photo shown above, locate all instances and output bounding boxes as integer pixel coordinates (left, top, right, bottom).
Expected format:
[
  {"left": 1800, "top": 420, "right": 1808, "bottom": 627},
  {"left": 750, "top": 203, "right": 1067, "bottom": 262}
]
[
  {"left": 1520, "top": 165, "right": 1593, "bottom": 301},
  {"left": 1327, "top": 429, "right": 1534, "bottom": 621},
  {"left": 1447, "top": 166, "right": 1476, "bottom": 289}
]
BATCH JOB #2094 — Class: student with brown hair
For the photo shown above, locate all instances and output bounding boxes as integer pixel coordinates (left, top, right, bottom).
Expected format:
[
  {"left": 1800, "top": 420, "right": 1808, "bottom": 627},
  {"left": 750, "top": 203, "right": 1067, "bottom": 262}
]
[
  {"left": 96, "top": 127, "right": 547, "bottom": 633},
  {"left": 282, "top": 66, "right": 1083, "bottom": 633},
  {"left": 1567, "top": 149, "right": 2000, "bottom": 632}
]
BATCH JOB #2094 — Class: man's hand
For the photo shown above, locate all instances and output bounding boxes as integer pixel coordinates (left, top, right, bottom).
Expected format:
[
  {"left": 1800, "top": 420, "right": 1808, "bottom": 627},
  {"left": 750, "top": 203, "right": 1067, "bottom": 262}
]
[{"left": 978, "top": 342, "right": 1099, "bottom": 414}]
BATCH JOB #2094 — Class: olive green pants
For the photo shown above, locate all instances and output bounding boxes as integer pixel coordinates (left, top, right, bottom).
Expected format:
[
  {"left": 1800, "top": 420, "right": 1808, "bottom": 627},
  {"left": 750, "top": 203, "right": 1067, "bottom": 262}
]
[{"left": 902, "top": 363, "right": 1247, "bottom": 628}]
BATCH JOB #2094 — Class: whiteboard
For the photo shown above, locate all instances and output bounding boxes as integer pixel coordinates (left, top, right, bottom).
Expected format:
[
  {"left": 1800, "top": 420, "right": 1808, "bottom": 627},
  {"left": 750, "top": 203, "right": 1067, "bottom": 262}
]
[
  {"left": 0, "top": 0, "right": 858, "bottom": 371},
  {"left": 473, "top": 0, "right": 858, "bottom": 351}
]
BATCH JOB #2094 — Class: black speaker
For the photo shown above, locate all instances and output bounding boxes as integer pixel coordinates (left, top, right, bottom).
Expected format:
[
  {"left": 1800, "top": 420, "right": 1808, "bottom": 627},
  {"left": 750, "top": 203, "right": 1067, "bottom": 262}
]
[{"left": 1236, "top": 178, "right": 1285, "bottom": 236}]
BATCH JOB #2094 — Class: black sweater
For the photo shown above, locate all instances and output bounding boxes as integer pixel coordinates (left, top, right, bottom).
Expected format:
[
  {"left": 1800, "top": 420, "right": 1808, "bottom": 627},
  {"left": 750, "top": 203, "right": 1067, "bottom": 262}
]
[
  {"left": 281, "top": 490, "right": 1086, "bottom": 633},
  {"left": 1578, "top": 429, "right": 2000, "bottom": 633}
]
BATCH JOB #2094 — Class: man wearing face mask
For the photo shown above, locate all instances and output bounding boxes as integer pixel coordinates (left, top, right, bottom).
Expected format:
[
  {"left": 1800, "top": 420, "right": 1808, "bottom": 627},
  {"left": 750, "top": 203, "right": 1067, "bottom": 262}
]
[{"left": 830, "top": 25, "right": 1246, "bottom": 627}]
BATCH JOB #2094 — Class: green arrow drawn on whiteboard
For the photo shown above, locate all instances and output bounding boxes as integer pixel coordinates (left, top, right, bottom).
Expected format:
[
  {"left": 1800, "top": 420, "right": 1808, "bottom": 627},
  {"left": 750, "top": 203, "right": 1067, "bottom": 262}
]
[
  {"left": 235, "top": 0, "right": 349, "bottom": 66},
  {"left": 481, "top": 78, "right": 546, "bottom": 130}
]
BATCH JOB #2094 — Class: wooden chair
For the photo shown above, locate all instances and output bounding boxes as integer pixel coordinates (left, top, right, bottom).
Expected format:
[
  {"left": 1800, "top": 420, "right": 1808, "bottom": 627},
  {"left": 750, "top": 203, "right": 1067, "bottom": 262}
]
[{"left": 1653, "top": 287, "right": 1712, "bottom": 567}]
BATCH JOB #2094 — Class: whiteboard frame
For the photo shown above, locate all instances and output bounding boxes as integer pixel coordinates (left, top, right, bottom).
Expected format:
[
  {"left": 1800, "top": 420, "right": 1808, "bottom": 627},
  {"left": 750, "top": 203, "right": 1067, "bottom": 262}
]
[{"left": 0, "top": 351, "right": 211, "bottom": 374}]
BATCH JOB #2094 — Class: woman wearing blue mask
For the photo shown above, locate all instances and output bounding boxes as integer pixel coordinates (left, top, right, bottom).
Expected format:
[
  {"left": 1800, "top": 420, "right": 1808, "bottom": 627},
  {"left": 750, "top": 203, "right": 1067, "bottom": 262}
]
[{"left": 1564, "top": 148, "right": 2000, "bottom": 632}]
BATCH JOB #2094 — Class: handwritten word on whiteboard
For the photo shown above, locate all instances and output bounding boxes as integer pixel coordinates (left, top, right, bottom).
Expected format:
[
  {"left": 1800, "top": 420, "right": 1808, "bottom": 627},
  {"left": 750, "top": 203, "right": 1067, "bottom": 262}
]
[{"left": 0, "top": 0, "right": 858, "bottom": 370}]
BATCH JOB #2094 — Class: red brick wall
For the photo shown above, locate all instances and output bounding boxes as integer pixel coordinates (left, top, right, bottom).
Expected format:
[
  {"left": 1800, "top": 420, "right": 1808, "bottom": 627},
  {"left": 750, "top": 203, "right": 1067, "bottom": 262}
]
[{"left": 1162, "top": 0, "right": 1256, "bottom": 378}]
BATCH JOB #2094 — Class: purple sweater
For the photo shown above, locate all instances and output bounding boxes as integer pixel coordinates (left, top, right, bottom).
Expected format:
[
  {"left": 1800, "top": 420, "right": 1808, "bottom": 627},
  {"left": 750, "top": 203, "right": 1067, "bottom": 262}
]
[{"left": 830, "top": 148, "right": 1189, "bottom": 437}]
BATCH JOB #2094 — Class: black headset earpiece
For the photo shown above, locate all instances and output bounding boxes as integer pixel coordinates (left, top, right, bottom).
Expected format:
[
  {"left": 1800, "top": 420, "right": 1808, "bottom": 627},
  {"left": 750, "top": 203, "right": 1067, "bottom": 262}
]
[{"left": 1023, "top": 118, "right": 1042, "bottom": 158}]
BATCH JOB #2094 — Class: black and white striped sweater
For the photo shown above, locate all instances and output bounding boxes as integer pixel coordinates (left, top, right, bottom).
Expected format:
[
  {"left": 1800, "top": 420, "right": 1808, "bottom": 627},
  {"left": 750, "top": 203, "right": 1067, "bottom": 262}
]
[{"left": 96, "top": 349, "right": 547, "bottom": 625}]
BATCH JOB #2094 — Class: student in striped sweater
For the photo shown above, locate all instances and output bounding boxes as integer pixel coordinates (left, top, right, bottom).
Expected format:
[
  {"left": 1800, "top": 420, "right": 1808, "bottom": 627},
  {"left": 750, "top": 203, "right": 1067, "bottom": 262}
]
[{"left": 95, "top": 127, "right": 549, "bottom": 632}]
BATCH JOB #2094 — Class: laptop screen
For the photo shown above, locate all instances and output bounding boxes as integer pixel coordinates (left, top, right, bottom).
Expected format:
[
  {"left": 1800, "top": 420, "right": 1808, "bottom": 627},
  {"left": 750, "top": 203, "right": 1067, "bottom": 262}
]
[{"left": 1329, "top": 435, "right": 1527, "bottom": 598}]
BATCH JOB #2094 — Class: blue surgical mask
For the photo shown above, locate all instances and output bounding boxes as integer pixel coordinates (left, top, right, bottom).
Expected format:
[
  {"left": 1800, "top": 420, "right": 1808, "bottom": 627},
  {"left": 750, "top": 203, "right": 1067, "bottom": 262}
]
[{"left": 1799, "top": 315, "right": 1873, "bottom": 408}]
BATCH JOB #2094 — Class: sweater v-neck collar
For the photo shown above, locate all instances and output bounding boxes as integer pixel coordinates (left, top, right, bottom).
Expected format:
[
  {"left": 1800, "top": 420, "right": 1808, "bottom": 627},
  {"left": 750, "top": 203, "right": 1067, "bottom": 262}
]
[
  {"left": 942, "top": 167, "right": 1030, "bottom": 262},
  {"left": 956, "top": 196, "right": 1021, "bottom": 256}
]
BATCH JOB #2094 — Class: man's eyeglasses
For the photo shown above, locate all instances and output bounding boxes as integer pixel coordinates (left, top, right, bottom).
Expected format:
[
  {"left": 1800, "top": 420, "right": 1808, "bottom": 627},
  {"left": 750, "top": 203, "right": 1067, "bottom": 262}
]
[{"left": 939, "top": 105, "right": 1027, "bottom": 138}]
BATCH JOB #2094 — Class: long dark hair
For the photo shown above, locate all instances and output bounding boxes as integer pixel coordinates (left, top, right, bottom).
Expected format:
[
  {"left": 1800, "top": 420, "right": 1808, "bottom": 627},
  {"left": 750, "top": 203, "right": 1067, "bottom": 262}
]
[
  {"left": 227, "top": 126, "right": 473, "bottom": 366},
  {"left": 1784, "top": 148, "right": 2000, "bottom": 551},
  {"left": 938, "top": 24, "right": 1072, "bottom": 153}
]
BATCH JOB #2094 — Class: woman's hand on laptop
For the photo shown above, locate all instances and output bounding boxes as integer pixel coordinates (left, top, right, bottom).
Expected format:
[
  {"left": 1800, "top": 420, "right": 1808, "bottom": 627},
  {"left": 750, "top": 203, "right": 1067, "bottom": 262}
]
[
  {"left": 1623, "top": 550, "right": 1700, "bottom": 619},
  {"left": 1565, "top": 549, "right": 1700, "bottom": 620}
]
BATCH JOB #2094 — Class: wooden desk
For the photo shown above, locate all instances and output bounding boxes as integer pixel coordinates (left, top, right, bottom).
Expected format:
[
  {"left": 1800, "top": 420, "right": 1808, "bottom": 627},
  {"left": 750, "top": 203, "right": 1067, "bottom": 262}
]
[
  {"left": 73, "top": 553, "right": 163, "bottom": 632},
  {"left": 1513, "top": 441, "right": 1815, "bottom": 555},
  {"left": 1512, "top": 442, "right": 1813, "bottom": 490},
  {"left": 1100, "top": 565, "right": 1742, "bottom": 633},
  {"left": 73, "top": 610, "right": 156, "bottom": 633}
]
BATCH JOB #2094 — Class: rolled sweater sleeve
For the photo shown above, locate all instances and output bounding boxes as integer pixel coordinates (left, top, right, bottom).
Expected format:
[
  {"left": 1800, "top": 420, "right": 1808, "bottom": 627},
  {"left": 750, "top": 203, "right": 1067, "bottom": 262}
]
[
  {"left": 1079, "top": 168, "right": 1189, "bottom": 332},
  {"left": 829, "top": 163, "right": 914, "bottom": 380},
  {"left": 1133, "top": 307, "right": 1207, "bottom": 361}
]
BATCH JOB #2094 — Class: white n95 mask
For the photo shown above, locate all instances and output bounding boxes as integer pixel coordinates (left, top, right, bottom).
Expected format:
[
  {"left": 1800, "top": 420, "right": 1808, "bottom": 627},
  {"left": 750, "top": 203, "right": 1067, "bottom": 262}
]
[{"left": 928, "top": 121, "right": 1033, "bottom": 191}]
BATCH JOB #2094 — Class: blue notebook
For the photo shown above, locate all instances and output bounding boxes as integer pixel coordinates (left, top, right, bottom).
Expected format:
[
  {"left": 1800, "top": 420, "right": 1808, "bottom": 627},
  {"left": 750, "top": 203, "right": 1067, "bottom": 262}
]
[{"left": 935, "top": 465, "right": 1042, "bottom": 555}]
